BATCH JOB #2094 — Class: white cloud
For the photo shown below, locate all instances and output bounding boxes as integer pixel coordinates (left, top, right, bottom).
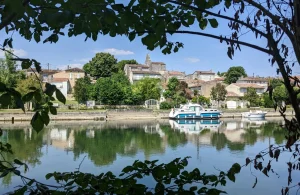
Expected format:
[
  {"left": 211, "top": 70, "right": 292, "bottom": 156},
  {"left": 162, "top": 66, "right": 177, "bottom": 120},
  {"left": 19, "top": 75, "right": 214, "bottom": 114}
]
[
  {"left": 185, "top": 57, "right": 200, "bottom": 63},
  {"left": 58, "top": 63, "right": 83, "bottom": 70},
  {"left": 0, "top": 49, "right": 28, "bottom": 58},
  {"left": 93, "top": 48, "right": 134, "bottom": 55}
]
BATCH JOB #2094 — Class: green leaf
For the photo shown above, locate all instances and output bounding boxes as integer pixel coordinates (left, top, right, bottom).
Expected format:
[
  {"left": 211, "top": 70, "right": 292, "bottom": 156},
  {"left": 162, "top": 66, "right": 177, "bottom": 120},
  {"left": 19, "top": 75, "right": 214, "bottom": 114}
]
[
  {"left": 208, "top": 18, "right": 218, "bottom": 28},
  {"left": 245, "top": 157, "right": 251, "bottom": 166},
  {"left": 199, "top": 18, "right": 208, "bottom": 30},
  {"left": 31, "top": 112, "right": 44, "bottom": 132},
  {"left": 45, "top": 173, "right": 53, "bottom": 180},
  {"left": 231, "top": 163, "right": 241, "bottom": 173},
  {"left": 44, "top": 83, "right": 56, "bottom": 97},
  {"left": 155, "top": 183, "right": 164, "bottom": 193},
  {"left": 41, "top": 111, "right": 50, "bottom": 126},
  {"left": 34, "top": 91, "right": 42, "bottom": 102},
  {"left": 34, "top": 32, "right": 40, "bottom": 42},
  {"left": 16, "top": 98, "right": 25, "bottom": 112},
  {"left": 14, "top": 159, "right": 24, "bottom": 165},
  {"left": 22, "top": 92, "right": 35, "bottom": 102},
  {"left": 49, "top": 106, "right": 57, "bottom": 115},
  {"left": 55, "top": 89, "right": 66, "bottom": 104},
  {"left": 21, "top": 60, "right": 32, "bottom": 69},
  {"left": 13, "top": 170, "right": 21, "bottom": 176},
  {"left": 0, "top": 82, "right": 6, "bottom": 92},
  {"left": 0, "top": 93, "right": 11, "bottom": 107},
  {"left": 227, "top": 172, "right": 235, "bottom": 182}
]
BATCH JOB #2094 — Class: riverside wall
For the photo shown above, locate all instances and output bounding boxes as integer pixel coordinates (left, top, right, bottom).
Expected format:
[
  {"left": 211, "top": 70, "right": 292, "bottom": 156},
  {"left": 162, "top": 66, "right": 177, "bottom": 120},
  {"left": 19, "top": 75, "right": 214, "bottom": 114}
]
[{"left": 0, "top": 109, "right": 294, "bottom": 123}]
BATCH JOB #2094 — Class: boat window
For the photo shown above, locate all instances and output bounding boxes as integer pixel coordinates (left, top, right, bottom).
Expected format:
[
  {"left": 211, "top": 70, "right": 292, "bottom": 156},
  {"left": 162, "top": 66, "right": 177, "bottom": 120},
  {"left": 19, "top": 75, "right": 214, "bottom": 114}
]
[{"left": 190, "top": 106, "right": 195, "bottom": 111}]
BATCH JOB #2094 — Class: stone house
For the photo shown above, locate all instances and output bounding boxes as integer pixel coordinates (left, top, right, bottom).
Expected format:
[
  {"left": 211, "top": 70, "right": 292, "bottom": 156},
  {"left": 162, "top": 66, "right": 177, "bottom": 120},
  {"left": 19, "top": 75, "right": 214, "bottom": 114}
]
[
  {"left": 164, "top": 71, "right": 186, "bottom": 82},
  {"left": 26, "top": 68, "right": 60, "bottom": 82},
  {"left": 188, "top": 70, "right": 216, "bottom": 81},
  {"left": 236, "top": 76, "right": 268, "bottom": 87},
  {"left": 52, "top": 67, "right": 85, "bottom": 91},
  {"left": 48, "top": 78, "right": 71, "bottom": 98},
  {"left": 226, "top": 83, "right": 266, "bottom": 97}
]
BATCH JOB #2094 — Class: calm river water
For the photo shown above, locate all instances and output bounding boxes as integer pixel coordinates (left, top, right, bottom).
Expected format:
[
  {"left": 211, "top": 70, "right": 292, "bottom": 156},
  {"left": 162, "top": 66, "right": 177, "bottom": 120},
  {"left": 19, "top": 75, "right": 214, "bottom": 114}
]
[{"left": 0, "top": 118, "right": 298, "bottom": 194}]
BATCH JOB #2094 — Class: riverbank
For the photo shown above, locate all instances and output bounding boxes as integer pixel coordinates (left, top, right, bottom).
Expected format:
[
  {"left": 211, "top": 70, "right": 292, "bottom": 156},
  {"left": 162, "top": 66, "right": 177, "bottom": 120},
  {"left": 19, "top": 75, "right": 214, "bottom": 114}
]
[{"left": 0, "top": 109, "right": 294, "bottom": 122}]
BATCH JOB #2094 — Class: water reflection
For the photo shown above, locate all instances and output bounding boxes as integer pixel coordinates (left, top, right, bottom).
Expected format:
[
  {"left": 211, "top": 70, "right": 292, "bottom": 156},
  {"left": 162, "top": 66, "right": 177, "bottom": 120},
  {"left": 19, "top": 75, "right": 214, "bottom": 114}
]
[{"left": 0, "top": 118, "right": 286, "bottom": 191}]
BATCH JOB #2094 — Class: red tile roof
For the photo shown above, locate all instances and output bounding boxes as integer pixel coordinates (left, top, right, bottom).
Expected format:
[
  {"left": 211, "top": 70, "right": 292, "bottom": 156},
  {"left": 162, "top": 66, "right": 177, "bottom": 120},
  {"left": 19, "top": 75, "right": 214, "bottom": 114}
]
[
  {"left": 238, "top": 77, "right": 268, "bottom": 82},
  {"left": 152, "top": 62, "right": 166, "bottom": 65},
  {"left": 49, "top": 78, "right": 69, "bottom": 82},
  {"left": 232, "top": 83, "right": 265, "bottom": 89},
  {"left": 226, "top": 92, "right": 240, "bottom": 97},
  {"left": 168, "top": 71, "right": 185, "bottom": 75},
  {"left": 132, "top": 70, "right": 161, "bottom": 75}
]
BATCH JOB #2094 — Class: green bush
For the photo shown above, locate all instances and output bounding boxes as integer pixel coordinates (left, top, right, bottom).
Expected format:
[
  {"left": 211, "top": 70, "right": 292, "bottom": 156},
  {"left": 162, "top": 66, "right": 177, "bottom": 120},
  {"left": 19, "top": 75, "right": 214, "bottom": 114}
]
[{"left": 160, "top": 101, "right": 173, "bottom": 109}]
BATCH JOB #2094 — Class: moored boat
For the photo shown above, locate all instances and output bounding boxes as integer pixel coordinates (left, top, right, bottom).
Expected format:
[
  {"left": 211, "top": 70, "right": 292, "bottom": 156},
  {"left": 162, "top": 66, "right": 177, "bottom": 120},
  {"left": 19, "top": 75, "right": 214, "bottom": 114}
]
[
  {"left": 241, "top": 110, "right": 267, "bottom": 118},
  {"left": 169, "top": 103, "right": 222, "bottom": 119}
]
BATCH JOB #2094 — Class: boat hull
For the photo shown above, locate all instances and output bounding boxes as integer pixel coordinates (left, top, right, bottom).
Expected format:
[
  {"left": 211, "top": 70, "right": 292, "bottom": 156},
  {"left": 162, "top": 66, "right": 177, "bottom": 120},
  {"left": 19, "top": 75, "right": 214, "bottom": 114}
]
[
  {"left": 169, "top": 112, "right": 221, "bottom": 119},
  {"left": 241, "top": 112, "right": 267, "bottom": 118}
]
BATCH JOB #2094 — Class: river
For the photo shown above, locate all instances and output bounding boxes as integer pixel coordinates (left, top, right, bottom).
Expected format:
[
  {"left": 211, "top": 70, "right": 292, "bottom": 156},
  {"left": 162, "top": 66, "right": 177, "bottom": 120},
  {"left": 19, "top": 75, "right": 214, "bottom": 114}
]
[{"left": 0, "top": 118, "right": 298, "bottom": 194}]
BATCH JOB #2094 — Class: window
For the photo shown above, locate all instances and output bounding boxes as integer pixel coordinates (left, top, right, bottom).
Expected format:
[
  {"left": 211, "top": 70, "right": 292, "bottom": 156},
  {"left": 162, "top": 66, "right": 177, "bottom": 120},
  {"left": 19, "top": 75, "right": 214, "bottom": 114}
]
[
  {"left": 69, "top": 73, "right": 72, "bottom": 79},
  {"left": 77, "top": 74, "right": 80, "bottom": 78}
]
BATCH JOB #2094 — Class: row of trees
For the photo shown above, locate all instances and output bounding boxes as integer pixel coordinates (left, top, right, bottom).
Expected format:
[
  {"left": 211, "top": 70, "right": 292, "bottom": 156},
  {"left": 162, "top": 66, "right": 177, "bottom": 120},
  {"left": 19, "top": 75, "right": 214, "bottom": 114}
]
[{"left": 74, "top": 73, "right": 161, "bottom": 105}]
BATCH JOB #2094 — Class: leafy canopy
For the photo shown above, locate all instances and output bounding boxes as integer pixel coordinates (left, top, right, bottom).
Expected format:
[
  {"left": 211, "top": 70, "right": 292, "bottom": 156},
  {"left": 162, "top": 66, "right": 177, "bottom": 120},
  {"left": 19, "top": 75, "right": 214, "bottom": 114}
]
[
  {"left": 224, "top": 66, "right": 247, "bottom": 84},
  {"left": 210, "top": 83, "right": 227, "bottom": 104},
  {"left": 73, "top": 76, "right": 92, "bottom": 103},
  {"left": 243, "top": 87, "right": 260, "bottom": 107},
  {"left": 83, "top": 52, "right": 117, "bottom": 78}
]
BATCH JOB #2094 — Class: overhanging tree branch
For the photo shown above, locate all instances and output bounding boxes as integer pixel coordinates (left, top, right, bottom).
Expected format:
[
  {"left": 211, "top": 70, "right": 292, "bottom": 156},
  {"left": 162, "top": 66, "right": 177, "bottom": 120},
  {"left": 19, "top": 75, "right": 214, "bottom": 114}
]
[
  {"left": 166, "top": 0, "right": 268, "bottom": 38},
  {"left": 244, "top": 0, "right": 300, "bottom": 63},
  {"left": 162, "top": 30, "right": 272, "bottom": 54}
]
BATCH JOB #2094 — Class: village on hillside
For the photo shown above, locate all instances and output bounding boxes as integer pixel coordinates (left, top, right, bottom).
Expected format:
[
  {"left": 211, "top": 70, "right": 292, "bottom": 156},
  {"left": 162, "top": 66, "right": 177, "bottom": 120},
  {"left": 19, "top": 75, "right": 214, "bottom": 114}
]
[{"left": 22, "top": 53, "right": 284, "bottom": 109}]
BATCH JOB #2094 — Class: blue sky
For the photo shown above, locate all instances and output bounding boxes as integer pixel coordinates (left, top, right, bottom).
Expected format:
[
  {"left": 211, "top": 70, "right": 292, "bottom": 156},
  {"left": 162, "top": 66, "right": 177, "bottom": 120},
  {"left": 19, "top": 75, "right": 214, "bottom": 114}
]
[{"left": 1, "top": 17, "right": 299, "bottom": 77}]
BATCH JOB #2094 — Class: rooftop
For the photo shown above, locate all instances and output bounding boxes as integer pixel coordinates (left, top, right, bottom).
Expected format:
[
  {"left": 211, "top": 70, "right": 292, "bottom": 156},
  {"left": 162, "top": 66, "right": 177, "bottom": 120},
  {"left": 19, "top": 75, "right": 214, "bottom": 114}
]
[
  {"left": 232, "top": 83, "right": 266, "bottom": 89},
  {"left": 49, "top": 78, "right": 69, "bottom": 83},
  {"left": 65, "top": 67, "right": 85, "bottom": 72},
  {"left": 194, "top": 70, "right": 215, "bottom": 75},
  {"left": 238, "top": 76, "right": 268, "bottom": 82},
  {"left": 226, "top": 92, "right": 241, "bottom": 97},
  {"left": 127, "top": 64, "right": 149, "bottom": 68},
  {"left": 132, "top": 70, "right": 161, "bottom": 75},
  {"left": 152, "top": 62, "right": 166, "bottom": 65},
  {"left": 168, "top": 71, "right": 185, "bottom": 76}
]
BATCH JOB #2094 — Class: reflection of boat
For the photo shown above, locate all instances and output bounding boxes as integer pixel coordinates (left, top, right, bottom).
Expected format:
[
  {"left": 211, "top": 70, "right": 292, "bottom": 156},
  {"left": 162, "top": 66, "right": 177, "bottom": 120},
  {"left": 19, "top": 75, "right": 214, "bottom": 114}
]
[
  {"left": 169, "top": 103, "right": 222, "bottom": 119},
  {"left": 169, "top": 119, "right": 222, "bottom": 134},
  {"left": 241, "top": 110, "right": 267, "bottom": 118}
]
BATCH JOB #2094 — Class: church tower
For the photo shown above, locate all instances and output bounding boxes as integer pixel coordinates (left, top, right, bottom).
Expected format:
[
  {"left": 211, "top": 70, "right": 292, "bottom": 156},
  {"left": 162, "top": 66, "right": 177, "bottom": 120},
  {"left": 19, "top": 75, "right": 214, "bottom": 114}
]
[{"left": 145, "top": 53, "right": 152, "bottom": 68}]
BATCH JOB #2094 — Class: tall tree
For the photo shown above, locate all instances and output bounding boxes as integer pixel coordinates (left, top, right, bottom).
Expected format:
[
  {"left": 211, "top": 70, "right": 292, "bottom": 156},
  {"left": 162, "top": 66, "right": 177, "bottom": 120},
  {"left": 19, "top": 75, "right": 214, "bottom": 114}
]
[
  {"left": 0, "top": 51, "right": 25, "bottom": 88},
  {"left": 273, "top": 84, "right": 289, "bottom": 104},
  {"left": 224, "top": 66, "right": 247, "bottom": 84},
  {"left": 132, "top": 77, "right": 161, "bottom": 101},
  {"left": 114, "top": 59, "right": 138, "bottom": 73},
  {"left": 210, "top": 83, "right": 227, "bottom": 107},
  {"left": 73, "top": 76, "right": 92, "bottom": 103},
  {"left": 83, "top": 53, "right": 117, "bottom": 78},
  {"left": 243, "top": 87, "right": 260, "bottom": 107},
  {"left": 164, "top": 77, "right": 190, "bottom": 106}
]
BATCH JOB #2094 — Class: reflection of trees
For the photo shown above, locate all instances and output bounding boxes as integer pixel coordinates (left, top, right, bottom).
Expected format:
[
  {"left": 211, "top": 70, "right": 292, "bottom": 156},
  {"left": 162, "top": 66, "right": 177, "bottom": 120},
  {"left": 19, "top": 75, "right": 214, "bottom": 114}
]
[
  {"left": 241, "top": 128, "right": 258, "bottom": 146},
  {"left": 73, "top": 127, "right": 165, "bottom": 166},
  {"left": 211, "top": 133, "right": 227, "bottom": 151},
  {"left": 210, "top": 121, "right": 286, "bottom": 152},
  {"left": 0, "top": 128, "right": 45, "bottom": 186},
  {"left": 160, "top": 125, "right": 187, "bottom": 149}
]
